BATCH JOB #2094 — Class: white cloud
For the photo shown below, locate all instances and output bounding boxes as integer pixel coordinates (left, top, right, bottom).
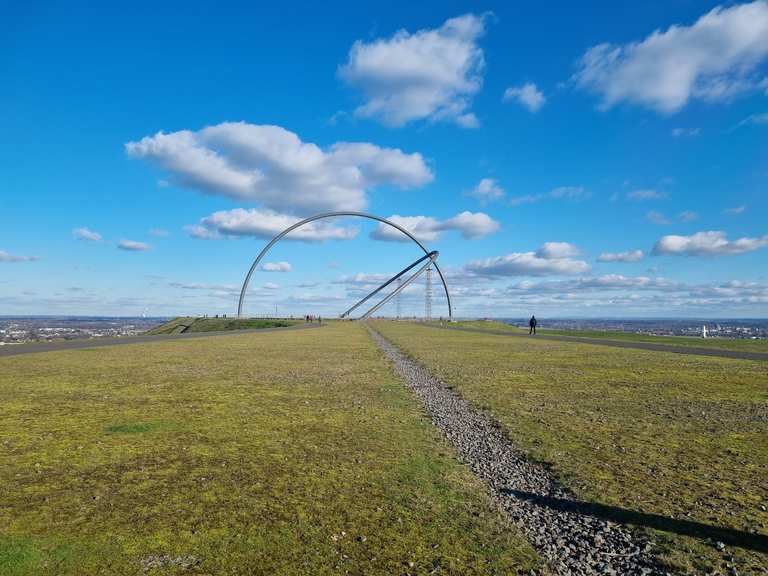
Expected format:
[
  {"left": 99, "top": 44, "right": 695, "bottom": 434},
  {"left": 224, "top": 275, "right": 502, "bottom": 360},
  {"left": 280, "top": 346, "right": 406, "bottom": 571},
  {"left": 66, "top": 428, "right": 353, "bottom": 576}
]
[
  {"left": 73, "top": 227, "right": 102, "bottom": 242},
  {"left": 188, "top": 208, "right": 359, "bottom": 242},
  {"left": 725, "top": 205, "right": 747, "bottom": 214},
  {"left": 671, "top": 127, "right": 700, "bottom": 137},
  {"left": 148, "top": 228, "right": 171, "bottom": 237},
  {"left": 339, "top": 14, "right": 488, "bottom": 127},
  {"left": 597, "top": 249, "right": 645, "bottom": 262},
  {"left": 573, "top": 1, "right": 768, "bottom": 113},
  {"left": 509, "top": 186, "right": 590, "bottom": 206},
  {"left": 0, "top": 250, "right": 39, "bottom": 263},
  {"left": 503, "top": 82, "right": 546, "bottom": 112},
  {"left": 467, "top": 178, "right": 504, "bottom": 202},
  {"left": 370, "top": 211, "right": 500, "bottom": 242},
  {"left": 465, "top": 243, "right": 591, "bottom": 277},
  {"left": 653, "top": 230, "right": 768, "bottom": 256},
  {"left": 627, "top": 189, "right": 664, "bottom": 201},
  {"left": 738, "top": 112, "right": 768, "bottom": 126},
  {"left": 535, "top": 242, "right": 581, "bottom": 259},
  {"left": 169, "top": 281, "right": 238, "bottom": 292},
  {"left": 646, "top": 211, "right": 671, "bottom": 225},
  {"left": 126, "top": 122, "right": 433, "bottom": 214},
  {"left": 261, "top": 261, "right": 292, "bottom": 272},
  {"left": 117, "top": 240, "right": 151, "bottom": 252},
  {"left": 678, "top": 210, "right": 699, "bottom": 222}
]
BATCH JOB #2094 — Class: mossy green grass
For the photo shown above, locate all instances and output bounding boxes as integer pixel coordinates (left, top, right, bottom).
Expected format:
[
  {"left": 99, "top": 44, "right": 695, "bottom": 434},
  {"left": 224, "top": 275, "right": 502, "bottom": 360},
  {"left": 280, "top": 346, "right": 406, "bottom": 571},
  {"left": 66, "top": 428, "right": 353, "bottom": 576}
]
[
  {"left": 0, "top": 322, "right": 541, "bottom": 575},
  {"left": 374, "top": 321, "right": 768, "bottom": 574}
]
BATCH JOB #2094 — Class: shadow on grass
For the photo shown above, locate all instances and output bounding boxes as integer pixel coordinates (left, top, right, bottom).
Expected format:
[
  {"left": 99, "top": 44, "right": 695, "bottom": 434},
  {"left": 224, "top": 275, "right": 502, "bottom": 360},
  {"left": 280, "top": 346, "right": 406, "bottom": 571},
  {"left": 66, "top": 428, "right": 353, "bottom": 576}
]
[{"left": 504, "top": 490, "right": 768, "bottom": 554}]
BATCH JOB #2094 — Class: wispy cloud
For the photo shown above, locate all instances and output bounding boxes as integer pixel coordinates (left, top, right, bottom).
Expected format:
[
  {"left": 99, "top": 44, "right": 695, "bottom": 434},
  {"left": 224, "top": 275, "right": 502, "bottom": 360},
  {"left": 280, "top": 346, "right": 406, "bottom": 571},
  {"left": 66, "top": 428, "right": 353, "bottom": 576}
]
[
  {"left": 627, "top": 189, "right": 664, "bottom": 201},
  {"left": 725, "top": 205, "right": 747, "bottom": 215},
  {"left": 509, "top": 186, "right": 590, "bottom": 206},
  {"left": 0, "top": 250, "right": 39, "bottom": 263},
  {"left": 646, "top": 210, "right": 671, "bottom": 225},
  {"left": 678, "top": 210, "right": 699, "bottom": 222},
  {"left": 671, "top": 127, "right": 700, "bottom": 138},
  {"left": 73, "top": 227, "right": 103, "bottom": 242}
]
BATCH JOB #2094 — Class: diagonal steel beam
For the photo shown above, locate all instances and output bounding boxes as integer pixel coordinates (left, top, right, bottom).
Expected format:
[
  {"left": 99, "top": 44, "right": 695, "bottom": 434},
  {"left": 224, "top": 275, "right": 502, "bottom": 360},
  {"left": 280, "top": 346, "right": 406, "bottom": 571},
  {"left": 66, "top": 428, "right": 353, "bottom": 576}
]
[
  {"left": 360, "top": 254, "right": 437, "bottom": 319},
  {"left": 340, "top": 251, "right": 438, "bottom": 318}
]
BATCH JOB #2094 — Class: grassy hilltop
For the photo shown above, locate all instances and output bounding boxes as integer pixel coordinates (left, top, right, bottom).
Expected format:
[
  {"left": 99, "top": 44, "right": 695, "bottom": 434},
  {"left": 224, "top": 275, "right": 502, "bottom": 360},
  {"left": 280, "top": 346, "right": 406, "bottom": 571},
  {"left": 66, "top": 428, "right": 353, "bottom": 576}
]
[
  {"left": 0, "top": 323, "right": 539, "bottom": 575},
  {"left": 1, "top": 321, "right": 766, "bottom": 575}
]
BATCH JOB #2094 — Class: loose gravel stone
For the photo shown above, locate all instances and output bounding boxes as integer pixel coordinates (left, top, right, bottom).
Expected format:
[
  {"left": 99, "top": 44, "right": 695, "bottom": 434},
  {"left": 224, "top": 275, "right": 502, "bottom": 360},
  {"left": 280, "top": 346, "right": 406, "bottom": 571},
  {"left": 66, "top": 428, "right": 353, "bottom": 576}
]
[{"left": 368, "top": 324, "right": 664, "bottom": 576}]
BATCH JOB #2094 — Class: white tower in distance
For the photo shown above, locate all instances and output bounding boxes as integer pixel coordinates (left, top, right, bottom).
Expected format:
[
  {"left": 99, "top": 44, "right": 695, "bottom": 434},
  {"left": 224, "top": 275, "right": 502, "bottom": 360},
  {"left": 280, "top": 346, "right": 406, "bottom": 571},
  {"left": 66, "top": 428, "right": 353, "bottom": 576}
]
[{"left": 702, "top": 324, "right": 708, "bottom": 339}]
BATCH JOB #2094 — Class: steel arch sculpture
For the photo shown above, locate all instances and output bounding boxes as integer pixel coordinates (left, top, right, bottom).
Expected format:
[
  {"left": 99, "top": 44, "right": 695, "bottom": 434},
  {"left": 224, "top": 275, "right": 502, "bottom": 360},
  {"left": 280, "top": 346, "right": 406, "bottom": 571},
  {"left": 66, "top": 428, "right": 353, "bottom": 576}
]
[{"left": 237, "top": 211, "right": 453, "bottom": 319}]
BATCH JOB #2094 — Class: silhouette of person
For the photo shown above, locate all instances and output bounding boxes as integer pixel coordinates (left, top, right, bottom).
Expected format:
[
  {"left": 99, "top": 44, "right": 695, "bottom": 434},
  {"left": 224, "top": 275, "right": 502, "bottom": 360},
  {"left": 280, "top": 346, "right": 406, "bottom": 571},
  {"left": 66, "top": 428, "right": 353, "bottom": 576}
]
[{"left": 529, "top": 315, "right": 537, "bottom": 335}]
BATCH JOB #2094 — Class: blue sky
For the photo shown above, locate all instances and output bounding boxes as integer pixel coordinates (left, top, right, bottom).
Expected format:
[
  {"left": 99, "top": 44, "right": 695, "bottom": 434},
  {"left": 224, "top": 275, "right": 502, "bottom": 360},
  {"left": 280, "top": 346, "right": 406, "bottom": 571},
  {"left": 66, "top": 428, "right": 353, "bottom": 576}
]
[{"left": 2, "top": 0, "right": 767, "bottom": 318}]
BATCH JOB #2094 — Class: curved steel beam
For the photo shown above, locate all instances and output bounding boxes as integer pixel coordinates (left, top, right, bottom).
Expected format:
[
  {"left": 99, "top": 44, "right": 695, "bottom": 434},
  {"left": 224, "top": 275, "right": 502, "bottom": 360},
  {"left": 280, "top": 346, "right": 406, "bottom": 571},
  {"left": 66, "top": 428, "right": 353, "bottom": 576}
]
[
  {"left": 237, "top": 212, "right": 452, "bottom": 319},
  {"left": 340, "top": 251, "right": 438, "bottom": 319},
  {"left": 361, "top": 255, "right": 436, "bottom": 319}
]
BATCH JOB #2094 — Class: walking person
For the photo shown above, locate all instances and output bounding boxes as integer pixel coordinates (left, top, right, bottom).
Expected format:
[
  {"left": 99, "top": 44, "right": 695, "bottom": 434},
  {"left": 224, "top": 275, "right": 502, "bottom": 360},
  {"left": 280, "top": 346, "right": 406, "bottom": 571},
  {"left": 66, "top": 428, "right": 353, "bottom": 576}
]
[{"left": 529, "top": 315, "right": 537, "bottom": 335}]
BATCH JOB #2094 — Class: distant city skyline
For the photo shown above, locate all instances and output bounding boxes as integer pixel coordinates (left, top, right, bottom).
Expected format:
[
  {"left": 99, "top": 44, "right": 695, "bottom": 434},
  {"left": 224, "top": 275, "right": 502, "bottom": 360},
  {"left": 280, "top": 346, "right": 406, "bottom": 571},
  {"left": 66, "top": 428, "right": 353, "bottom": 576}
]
[{"left": 2, "top": 1, "right": 767, "bottom": 318}]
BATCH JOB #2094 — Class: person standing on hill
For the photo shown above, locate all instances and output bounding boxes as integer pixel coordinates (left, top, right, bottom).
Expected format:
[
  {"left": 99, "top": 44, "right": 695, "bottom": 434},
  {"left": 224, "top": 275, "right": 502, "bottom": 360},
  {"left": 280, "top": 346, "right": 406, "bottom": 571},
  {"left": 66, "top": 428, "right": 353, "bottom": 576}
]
[{"left": 529, "top": 315, "right": 537, "bottom": 335}]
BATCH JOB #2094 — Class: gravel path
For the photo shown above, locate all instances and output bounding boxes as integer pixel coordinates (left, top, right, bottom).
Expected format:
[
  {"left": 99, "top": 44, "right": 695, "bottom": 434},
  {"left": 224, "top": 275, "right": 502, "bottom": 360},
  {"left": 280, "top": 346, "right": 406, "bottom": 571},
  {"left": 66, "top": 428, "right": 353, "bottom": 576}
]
[{"left": 368, "top": 324, "right": 664, "bottom": 576}]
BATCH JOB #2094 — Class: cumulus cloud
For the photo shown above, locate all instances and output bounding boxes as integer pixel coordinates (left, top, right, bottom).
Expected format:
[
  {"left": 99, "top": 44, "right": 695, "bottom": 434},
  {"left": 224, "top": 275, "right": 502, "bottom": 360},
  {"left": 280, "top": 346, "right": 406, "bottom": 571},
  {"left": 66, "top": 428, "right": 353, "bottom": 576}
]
[
  {"left": 465, "top": 243, "right": 590, "bottom": 277},
  {"left": 261, "top": 261, "right": 292, "bottom": 272},
  {"left": 535, "top": 242, "right": 581, "bottom": 259},
  {"left": 653, "top": 230, "right": 768, "bottom": 256},
  {"left": 370, "top": 211, "right": 500, "bottom": 242},
  {"left": 509, "top": 186, "right": 590, "bottom": 206},
  {"left": 597, "top": 249, "right": 645, "bottom": 262},
  {"left": 467, "top": 178, "right": 504, "bottom": 202},
  {"left": 148, "top": 228, "right": 171, "bottom": 237},
  {"left": 573, "top": 1, "right": 768, "bottom": 113},
  {"left": 188, "top": 208, "right": 359, "bottom": 242},
  {"left": 117, "top": 240, "right": 151, "bottom": 252},
  {"left": 73, "top": 227, "right": 102, "bottom": 242},
  {"left": 339, "top": 14, "right": 488, "bottom": 127},
  {"left": 627, "top": 189, "right": 664, "bottom": 201},
  {"left": 0, "top": 250, "right": 39, "bottom": 263},
  {"left": 126, "top": 122, "right": 433, "bottom": 214},
  {"left": 503, "top": 82, "right": 546, "bottom": 112}
]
